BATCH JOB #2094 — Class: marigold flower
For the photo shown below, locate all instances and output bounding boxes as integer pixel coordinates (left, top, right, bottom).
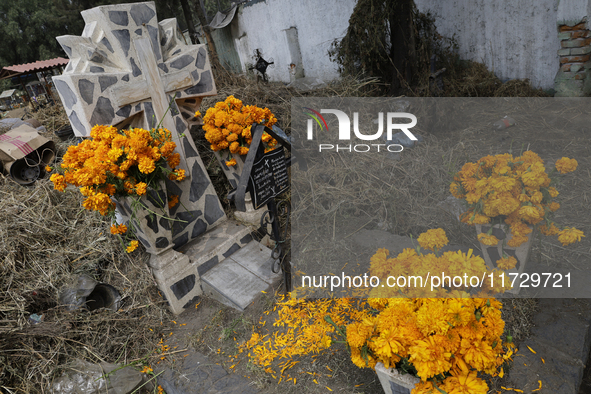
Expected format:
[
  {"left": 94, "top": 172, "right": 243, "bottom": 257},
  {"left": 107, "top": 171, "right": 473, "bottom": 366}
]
[
  {"left": 167, "top": 153, "right": 181, "bottom": 169},
  {"left": 346, "top": 322, "right": 373, "bottom": 348},
  {"left": 225, "top": 158, "right": 237, "bottom": 167},
  {"left": 126, "top": 240, "right": 139, "bottom": 253},
  {"left": 558, "top": 227, "right": 585, "bottom": 246},
  {"left": 417, "top": 228, "right": 449, "bottom": 251},
  {"left": 175, "top": 169, "right": 186, "bottom": 181},
  {"left": 82, "top": 192, "right": 114, "bottom": 216},
  {"left": 518, "top": 205, "right": 541, "bottom": 223},
  {"left": 440, "top": 371, "right": 489, "bottom": 394},
  {"left": 50, "top": 173, "right": 67, "bottom": 192},
  {"left": 450, "top": 182, "right": 464, "bottom": 198},
  {"left": 135, "top": 182, "right": 148, "bottom": 196},
  {"left": 548, "top": 186, "right": 559, "bottom": 198},
  {"left": 140, "top": 366, "right": 153, "bottom": 374},
  {"left": 229, "top": 141, "right": 240, "bottom": 154},
  {"left": 168, "top": 194, "right": 179, "bottom": 209},
  {"left": 539, "top": 222, "right": 560, "bottom": 236},
  {"left": 555, "top": 157, "right": 578, "bottom": 174},
  {"left": 477, "top": 233, "right": 499, "bottom": 246},
  {"left": 110, "top": 223, "right": 127, "bottom": 235},
  {"left": 507, "top": 234, "right": 529, "bottom": 247},
  {"left": 496, "top": 256, "right": 517, "bottom": 270}
]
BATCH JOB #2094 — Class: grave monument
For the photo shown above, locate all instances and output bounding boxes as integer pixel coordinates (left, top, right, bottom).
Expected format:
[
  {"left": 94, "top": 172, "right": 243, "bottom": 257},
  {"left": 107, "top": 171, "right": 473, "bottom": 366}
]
[{"left": 53, "top": 1, "right": 280, "bottom": 314}]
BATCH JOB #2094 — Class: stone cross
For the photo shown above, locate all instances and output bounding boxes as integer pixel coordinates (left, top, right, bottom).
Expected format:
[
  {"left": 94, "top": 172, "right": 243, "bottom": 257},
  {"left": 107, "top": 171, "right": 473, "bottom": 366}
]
[
  {"left": 53, "top": 1, "right": 226, "bottom": 253},
  {"left": 54, "top": 2, "right": 214, "bottom": 174}
]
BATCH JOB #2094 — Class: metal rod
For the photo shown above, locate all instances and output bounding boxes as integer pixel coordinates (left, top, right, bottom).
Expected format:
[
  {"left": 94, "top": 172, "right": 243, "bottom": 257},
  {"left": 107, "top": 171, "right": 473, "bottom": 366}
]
[{"left": 266, "top": 198, "right": 291, "bottom": 293}]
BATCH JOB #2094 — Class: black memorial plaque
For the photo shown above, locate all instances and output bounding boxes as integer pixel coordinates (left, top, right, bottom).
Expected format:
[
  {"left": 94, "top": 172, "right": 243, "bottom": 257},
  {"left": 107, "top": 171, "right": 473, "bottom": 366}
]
[{"left": 248, "top": 148, "right": 289, "bottom": 209}]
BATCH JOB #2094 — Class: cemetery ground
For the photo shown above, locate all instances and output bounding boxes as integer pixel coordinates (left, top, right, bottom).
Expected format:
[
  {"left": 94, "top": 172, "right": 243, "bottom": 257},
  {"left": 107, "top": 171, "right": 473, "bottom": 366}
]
[{"left": 1, "top": 70, "right": 591, "bottom": 394}]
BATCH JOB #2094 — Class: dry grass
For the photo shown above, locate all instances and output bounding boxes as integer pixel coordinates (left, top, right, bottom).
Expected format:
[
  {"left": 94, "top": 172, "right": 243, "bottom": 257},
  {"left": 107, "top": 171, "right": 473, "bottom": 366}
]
[
  {"left": 30, "top": 103, "right": 71, "bottom": 133},
  {"left": 0, "top": 156, "right": 167, "bottom": 392}
]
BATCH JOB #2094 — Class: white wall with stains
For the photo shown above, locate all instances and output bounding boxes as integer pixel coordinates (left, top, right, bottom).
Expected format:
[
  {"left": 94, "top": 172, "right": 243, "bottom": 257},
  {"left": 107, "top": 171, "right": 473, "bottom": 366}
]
[
  {"left": 414, "top": 0, "right": 562, "bottom": 90},
  {"left": 230, "top": 0, "right": 357, "bottom": 83},
  {"left": 228, "top": 0, "right": 591, "bottom": 91}
]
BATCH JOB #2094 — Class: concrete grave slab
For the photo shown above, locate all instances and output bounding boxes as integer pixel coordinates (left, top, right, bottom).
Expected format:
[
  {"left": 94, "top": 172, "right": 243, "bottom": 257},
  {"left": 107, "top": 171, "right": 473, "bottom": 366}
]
[
  {"left": 201, "top": 248, "right": 279, "bottom": 311},
  {"left": 227, "top": 241, "right": 281, "bottom": 285}
]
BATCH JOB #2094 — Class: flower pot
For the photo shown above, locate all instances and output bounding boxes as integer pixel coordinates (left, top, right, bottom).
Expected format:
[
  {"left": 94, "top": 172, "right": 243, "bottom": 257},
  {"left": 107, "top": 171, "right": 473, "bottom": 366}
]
[
  {"left": 214, "top": 151, "right": 267, "bottom": 225},
  {"left": 375, "top": 362, "right": 420, "bottom": 394},
  {"left": 214, "top": 151, "right": 246, "bottom": 190},
  {"left": 113, "top": 180, "right": 174, "bottom": 255},
  {"left": 475, "top": 223, "right": 535, "bottom": 294}
]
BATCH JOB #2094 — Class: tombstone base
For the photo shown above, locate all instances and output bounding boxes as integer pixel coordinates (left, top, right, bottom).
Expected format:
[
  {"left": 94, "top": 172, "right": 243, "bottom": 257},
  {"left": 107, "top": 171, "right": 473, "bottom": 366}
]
[
  {"left": 150, "top": 220, "right": 280, "bottom": 314},
  {"left": 149, "top": 248, "right": 203, "bottom": 315},
  {"left": 233, "top": 207, "right": 267, "bottom": 227}
]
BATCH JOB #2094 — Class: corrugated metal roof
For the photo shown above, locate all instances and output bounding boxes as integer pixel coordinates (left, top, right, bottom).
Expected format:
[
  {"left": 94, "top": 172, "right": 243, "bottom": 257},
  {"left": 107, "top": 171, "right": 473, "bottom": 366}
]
[
  {"left": 0, "top": 89, "right": 16, "bottom": 99},
  {"left": 4, "top": 57, "right": 69, "bottom": 73}
]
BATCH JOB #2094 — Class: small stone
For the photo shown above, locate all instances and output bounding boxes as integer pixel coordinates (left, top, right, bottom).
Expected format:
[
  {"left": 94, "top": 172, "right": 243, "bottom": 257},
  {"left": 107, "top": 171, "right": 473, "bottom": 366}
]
[
  {"left": 112, "top": 29, "right": 131, "bottom": 57},
  {"left": 55, "top": 80, "right": 77, "bottom": 109},
  {"left": 79, "top": 79, "right": 97, "bottom": 105},
  {"left": 89, "top": 97, "right": 115, "bottom": 126},
  {"left": 108, "top": 10, "right": 129, "bottom": 26},
  {"left": 130, "top": 57, "right": 142, "bottom": 77},
  {"left": 171, "top": 54, "right": 195, "bottom": 70},
  {"left": 130, "top": 3, "right": 156, "bottom": 25}
]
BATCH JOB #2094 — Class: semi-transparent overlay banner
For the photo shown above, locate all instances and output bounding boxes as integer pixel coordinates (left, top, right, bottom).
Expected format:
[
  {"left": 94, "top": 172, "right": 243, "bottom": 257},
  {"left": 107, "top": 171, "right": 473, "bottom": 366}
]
[{"left": 290, "top": 97, "right": 591, "bottom": 299}]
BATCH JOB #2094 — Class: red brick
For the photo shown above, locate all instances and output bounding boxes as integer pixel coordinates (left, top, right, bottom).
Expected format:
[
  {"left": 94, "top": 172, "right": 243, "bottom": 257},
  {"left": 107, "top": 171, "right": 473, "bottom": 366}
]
[
  {"left": 560, "top": 25, "right": 573, "bottom": 32},
  {"left": 561, "top": 38, "right": 589, "bottom": 48},
  {"left": 574, "top": 22, "right": 587, "bottom": 30},
  {"left": 561, "top": 64, "right": 572, "bottom": 72},
  {"left": 575, "top": 72, "right": 587, "bottom": 80},
  {"left": 560, "top": 54, "right": 591, "bottom": 63},
  {"left": 571, "top": 30, "right": 591, "bottom": 39}
]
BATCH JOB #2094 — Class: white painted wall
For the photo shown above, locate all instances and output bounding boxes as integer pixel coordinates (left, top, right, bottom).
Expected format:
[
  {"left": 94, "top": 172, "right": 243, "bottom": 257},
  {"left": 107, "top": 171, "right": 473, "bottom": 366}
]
[
  {"left": 231, "top": 0, "right": 357, "bottom": 83},
  {"left": 414, "top": 0, "right": 562, "bottom": 90},
  {"left": 229, "top": 0, "right": 587, "bottom": 90}
]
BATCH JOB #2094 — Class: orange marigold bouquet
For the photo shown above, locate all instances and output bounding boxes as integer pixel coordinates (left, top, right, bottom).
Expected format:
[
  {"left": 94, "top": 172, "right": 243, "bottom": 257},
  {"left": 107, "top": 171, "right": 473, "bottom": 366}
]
[
  {"left": 334, "top": 230, "right": 512, "bottom": 393},
  {"left": 368, "top": 228, "right": 510, "bottom": 298},
  {"left": 198, "top": 95, "right": 278, "bottom": 166},
  {"left": 48, "top": 124, "right": 186, "bottom": 252},
  {"left": 345, "top": 296, "right": 512, "bottom": 394},
  {"left": 450, "top": 151, "right": 584, "bottom": 247}
]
